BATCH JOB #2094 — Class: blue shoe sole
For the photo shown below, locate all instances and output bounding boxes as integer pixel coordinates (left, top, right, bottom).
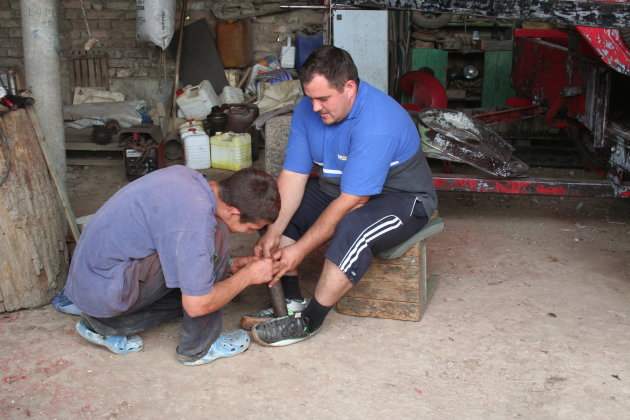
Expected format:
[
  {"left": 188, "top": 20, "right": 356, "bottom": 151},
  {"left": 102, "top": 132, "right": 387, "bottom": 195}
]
[
  {"left": 182, "top": 330, "right": 250, "bottom": 366},
  {"left": 75, "top": 320, "right": 143, "bottom": 355}
]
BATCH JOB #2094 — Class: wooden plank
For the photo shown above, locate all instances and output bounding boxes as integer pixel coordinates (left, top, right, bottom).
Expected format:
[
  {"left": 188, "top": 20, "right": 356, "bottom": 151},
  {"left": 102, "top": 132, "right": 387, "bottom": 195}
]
[
  {"left": 338, "top": 274, "right": 439, "bottom": 322},
  {"left": 333, "top": 0, "right": 630, "bottom": 29},
  {"left": 65, "top": 141, "right": 122, "bottom": 152},
  {"left": 100, "top": 56, "right": 109, "bottom": 89},
  {"left": 482, "top": 40, "right": 513, "bottom": 51},
  {"left": 346, "top": 282, "right": 420, "bottom": 302},
  {"left": 27, "top": 108, "right": 81, "bottom": 244},
  {"left": 80, "top": 58, "right": 88, "bottom": 87},
  {"left": 94, "top": 58, "right": 102, "bottom": 87},
  {"left": 337, "top": 297, "right": 421, "bottom": 321},
  {"left": 409, "top": 48, "right": 448, "bottom": 87},
  {"left": 66, "top": 158, "right": 122, "bottom": 166},
  {"left": 70, "top": 51, "right": 107, "bottom": 60},
  {"left": 73, "top": 60, "right": 81, "bottom": 89},
  {"left": 88, "top": 58, "right": 96, "bottom": 87},
  {"left": 68, "top": 58, "right": 76, "bottom": 92},
  {"left": 482, "top": 50, "right": 516, "bottom": 107}
]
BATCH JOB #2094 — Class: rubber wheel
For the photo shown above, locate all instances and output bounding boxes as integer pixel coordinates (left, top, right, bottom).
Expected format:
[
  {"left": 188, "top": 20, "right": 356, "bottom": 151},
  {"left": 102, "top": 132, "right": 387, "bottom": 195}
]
[
  {"left": 572, "top": 125, "right": 611, "bottom": 174},
  {"left": 411, "top": 12, "right": 452, "bottom": 29}
]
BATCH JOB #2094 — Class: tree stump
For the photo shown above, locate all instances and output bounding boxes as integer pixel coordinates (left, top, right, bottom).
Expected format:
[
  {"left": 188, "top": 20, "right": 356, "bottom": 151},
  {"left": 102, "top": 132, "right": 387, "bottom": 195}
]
[{"left": 0, "top": 109, "right": 69, "bottom": 312}]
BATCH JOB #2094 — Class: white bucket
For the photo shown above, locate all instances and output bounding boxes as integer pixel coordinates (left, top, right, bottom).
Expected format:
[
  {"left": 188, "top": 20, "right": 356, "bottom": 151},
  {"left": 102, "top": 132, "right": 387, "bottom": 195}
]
[{"left": 183, "top": 130, "right": 211, "bottom": 170}]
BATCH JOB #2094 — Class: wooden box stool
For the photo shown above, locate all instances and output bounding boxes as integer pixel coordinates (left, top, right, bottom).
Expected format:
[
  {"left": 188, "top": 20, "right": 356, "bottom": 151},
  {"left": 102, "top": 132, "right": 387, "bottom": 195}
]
[{"left": 337, "top": 215, "right": 444, "bottom": 321}]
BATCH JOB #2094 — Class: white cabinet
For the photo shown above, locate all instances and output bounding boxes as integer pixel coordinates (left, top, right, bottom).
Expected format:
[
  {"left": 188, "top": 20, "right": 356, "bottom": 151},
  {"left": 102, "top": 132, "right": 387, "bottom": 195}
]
[{"left": 332, "top": 9, "right": 389, "bottom": 94}]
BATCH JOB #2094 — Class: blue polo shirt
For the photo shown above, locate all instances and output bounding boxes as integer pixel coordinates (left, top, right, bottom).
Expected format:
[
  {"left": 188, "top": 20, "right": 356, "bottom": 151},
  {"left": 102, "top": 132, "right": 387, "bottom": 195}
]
[
  {"left": 284, "top": 79, "right": 437, "bottom": 214},
  {"left": 65, "top": 165, "right": 221, "bottom": 318}
]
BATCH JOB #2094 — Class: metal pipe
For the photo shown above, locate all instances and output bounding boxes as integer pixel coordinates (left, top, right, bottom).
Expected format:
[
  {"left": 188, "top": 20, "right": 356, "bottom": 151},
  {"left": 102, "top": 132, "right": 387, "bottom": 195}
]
[{"left": 20, "top": 0, "right": 66, "bottom": 185}]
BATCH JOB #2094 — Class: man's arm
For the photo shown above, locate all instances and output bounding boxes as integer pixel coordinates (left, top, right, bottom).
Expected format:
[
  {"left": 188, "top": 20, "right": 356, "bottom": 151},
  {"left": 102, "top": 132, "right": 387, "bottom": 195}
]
[
  {"left": 271, "top": 191, "right": 369, "bottom": 283},
  {"left": 254, "top": 169, "right": 309, "bottom": 257},
  {"left": 182, "top": 257, "right": 275, "bottom": 317}
]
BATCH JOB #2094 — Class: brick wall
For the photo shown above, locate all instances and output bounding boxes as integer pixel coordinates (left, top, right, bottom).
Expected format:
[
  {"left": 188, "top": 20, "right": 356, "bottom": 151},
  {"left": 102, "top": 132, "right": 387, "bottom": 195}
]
[
  {"left": 251, "top": 9, "right": 324, "bottom": 61},
  {"left": 0, "top": 1, "right": 23, "bottom": 71},
  {"left": 0, "top": 0, "right": 322, "bottom": 107}
]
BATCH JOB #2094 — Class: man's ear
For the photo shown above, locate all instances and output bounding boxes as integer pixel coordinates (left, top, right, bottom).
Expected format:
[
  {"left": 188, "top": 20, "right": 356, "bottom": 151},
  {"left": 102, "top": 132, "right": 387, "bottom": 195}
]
[
  {"left": 227, "top": 206, "right": 241, "bottom": 218},
  {"left": 344, "top": 79, "right": 357, "bottom": 96}
]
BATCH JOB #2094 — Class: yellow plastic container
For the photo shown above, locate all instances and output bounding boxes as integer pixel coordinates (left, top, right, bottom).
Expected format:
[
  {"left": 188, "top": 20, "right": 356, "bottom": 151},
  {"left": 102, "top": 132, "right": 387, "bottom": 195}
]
[{"left": 211, "top": 132, "right": 252, "bottom": 171}]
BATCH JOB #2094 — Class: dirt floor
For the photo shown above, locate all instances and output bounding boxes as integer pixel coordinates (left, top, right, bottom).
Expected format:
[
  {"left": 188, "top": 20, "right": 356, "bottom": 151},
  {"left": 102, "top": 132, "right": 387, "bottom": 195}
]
[{"left": 1, "top": 154, "right": 630, "bottom": 419}]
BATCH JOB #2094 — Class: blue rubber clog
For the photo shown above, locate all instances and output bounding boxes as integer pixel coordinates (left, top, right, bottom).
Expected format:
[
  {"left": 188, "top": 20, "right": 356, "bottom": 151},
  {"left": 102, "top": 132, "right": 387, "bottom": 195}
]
[
  {"left": 182, "top": 330, "right": 250, "bottom": 366},
  {"left": 75, "top": 319, "right": 143, "bottom": 355}
]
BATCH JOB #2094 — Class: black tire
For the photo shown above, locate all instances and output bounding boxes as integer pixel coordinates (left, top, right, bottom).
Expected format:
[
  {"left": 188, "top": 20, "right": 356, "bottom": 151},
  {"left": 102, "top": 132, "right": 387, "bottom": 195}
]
[
  {"left": 411, "top": 12, "right": 452, "bottom": 29},
  {"left": 571, "top": 125, "right": 611, "bottom": 171},
  {"left": 621, "top": 29, "right": 630, "bottom": 49}
]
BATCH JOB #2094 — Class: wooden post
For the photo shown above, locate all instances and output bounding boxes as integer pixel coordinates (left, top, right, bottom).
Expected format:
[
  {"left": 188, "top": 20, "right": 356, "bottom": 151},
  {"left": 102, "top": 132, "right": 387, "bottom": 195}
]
[{"left": 0, "top": 109, "right": 69, "bottom": 312}]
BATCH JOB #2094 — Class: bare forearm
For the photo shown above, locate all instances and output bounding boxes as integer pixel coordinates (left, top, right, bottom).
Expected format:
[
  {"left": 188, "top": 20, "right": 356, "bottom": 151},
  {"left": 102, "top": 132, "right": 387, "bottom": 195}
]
[
  {"left": 182, "top": 273, "right": 250, "bottom": 317},
  {"left": 295, "top": 193, "right": 369, "bottom": 256},
  {"left": 266, "top": 170, "right": 308, "bottom": 236}
]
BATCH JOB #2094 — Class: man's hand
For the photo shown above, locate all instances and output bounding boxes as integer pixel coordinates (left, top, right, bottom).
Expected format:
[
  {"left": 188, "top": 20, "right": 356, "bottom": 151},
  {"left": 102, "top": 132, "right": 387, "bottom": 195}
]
[
  {"left": 270, "top": 243, "right": 306, "bottom": 286},
  {"left": 230, "top": 256, "right": 257, "bottom": 274},
  {"left": 182, "top": 256, "right": 277, "bottom": 317},
  {"left": 253, "top": 230, "right": 281, "bottom": 258},
  {"left": 238, "top": 257, "right": 277, "bottom": 286}
]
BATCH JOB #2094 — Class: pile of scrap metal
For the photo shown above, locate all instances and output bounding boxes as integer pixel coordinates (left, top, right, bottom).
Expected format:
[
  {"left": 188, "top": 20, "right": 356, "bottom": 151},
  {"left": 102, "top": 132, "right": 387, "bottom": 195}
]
[{"left": 413, "top": 108, "right": 528, "bottom": 178}]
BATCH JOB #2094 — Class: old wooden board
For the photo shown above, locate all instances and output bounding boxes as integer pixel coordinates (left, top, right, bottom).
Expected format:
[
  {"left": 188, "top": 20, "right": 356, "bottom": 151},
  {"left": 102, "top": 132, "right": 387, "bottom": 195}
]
[
  {"left": 337, "top": 274, "right": 439, "bottom": 322},
  {"left": 0, "top": 109, "right": 69, "bottom": 312},
  {"left": 28, "top": 108, "right": 81, "bottom": 244},
  {"left": 65, "top": 141, "right": 122, "bottom": 152},
  {"left": 337, "top": 242, "right": 439, "bottom": 321}
]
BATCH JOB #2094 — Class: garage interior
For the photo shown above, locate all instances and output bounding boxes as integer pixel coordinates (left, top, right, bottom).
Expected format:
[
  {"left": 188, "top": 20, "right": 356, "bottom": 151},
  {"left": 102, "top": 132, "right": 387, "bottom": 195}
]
[{"left": 1, "top": 1, "right": 629, "bottom": 418}]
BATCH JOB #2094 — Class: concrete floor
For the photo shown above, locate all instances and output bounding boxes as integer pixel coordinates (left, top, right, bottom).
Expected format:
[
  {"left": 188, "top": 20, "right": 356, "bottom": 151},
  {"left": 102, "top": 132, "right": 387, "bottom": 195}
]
[{"left": 1, "top": 159, "right": 629, "bottom": 419}]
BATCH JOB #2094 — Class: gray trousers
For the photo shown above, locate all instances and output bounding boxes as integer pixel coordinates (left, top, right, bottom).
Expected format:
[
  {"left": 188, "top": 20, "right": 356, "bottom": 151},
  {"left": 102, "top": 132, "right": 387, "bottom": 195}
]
[{"left": 82, "top": 220, "right": 231, "bottom": 362}]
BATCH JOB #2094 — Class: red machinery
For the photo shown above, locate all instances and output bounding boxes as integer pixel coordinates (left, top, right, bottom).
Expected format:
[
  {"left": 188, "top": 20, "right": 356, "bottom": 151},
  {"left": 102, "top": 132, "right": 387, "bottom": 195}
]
[
  {"left": 336, "top": 0, "right": 630, "bottom": 197},
  {"left": 118, "top": 125, "right": 164, "bottom": 182},
  {"left": 460, "top": 25, "right": 630, "bottom": 198}
]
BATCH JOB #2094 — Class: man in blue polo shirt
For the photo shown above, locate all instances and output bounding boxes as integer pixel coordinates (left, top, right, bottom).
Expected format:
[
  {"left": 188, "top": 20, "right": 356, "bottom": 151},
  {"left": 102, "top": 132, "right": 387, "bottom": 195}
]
[{"left": 244, "top": 46, "right": 437, "bottom": 346}]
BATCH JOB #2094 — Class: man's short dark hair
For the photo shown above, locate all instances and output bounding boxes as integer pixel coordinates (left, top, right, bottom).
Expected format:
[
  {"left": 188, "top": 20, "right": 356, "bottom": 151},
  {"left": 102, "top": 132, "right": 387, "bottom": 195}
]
[
  {"left": 299, "top": 45, "right": 359, "bottom": 92},
  {"left": 218, "top": 168, "right": 280, "bottom": 224}
]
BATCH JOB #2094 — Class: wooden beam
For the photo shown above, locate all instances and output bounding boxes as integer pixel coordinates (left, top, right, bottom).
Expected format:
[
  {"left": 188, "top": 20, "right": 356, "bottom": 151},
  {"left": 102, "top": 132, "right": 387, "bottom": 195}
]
[{"left": 333, "top": 0, "right": 630, "bottom": 29}]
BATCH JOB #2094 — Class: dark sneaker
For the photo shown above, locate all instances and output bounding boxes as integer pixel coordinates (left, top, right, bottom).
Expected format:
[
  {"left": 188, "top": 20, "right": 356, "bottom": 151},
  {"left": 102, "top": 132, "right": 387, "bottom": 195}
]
[
  {"left": 251, "top": 314, "right": 318, "bottom": 347},
  {"left": 240, "top": 298, "right": 307, "bottom": 330}
]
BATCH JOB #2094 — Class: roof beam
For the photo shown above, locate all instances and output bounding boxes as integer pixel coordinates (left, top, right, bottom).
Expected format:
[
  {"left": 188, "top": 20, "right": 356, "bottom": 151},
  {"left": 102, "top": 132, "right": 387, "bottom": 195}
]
[{"left": 331, "top": 0, "right": 630, "bottom": 29}]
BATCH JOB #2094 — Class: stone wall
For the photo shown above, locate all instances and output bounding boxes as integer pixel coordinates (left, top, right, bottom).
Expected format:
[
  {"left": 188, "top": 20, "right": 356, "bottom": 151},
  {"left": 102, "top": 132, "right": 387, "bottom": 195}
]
[{"left": 0, "top": 0, "right": 322, "bottom": 107}]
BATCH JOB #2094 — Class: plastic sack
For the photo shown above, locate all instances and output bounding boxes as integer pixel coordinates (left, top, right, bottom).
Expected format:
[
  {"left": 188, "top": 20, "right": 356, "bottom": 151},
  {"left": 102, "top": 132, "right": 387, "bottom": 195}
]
[
  {"left": 256, "top": 80, "right": 303, "bottom": 114},
  {"left": 63, "top": 100, "right": 147, "bottom": 128},
  {"left": 136, "top": 0, "right": 176, "bottom": 50}
]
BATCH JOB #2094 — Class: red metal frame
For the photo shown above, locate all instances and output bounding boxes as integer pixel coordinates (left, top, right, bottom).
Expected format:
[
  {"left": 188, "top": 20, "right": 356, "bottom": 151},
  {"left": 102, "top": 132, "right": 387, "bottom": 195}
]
[
  {"left": 475, "top": 105, "right": 541, "bottom": 126},
  {"left": 433, "top": 174, "right": 630, "bottom": 198},
  {"left": 578, "top": 0, "right": 630, "bottom": 76},
  {"left": 430, "top": 26, "right": 630, "bottom": 198},
  {"left": 512, "top": 29, "right": 591, "bottom": 124}
]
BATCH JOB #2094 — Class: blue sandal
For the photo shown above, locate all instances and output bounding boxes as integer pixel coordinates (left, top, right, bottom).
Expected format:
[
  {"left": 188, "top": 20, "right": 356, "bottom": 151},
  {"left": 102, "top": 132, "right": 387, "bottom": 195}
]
[
  {"left": 182, "top": 330, "right": 250, "bottom": 366},
  {"left": 75, "top": 320, "right": 143, "bottom": 355},
  {"left": 51, "top": 289, "right": 82, "bottom": 315}
]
